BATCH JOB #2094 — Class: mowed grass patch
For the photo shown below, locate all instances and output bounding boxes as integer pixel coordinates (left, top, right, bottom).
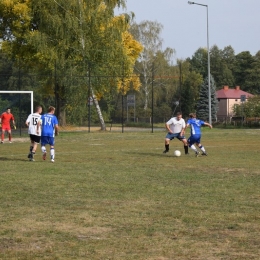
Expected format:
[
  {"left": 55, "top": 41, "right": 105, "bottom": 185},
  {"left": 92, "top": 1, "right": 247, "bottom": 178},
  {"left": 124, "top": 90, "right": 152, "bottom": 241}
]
[{"left": 0, "top": 129, "right": 259, "bottom": 259}]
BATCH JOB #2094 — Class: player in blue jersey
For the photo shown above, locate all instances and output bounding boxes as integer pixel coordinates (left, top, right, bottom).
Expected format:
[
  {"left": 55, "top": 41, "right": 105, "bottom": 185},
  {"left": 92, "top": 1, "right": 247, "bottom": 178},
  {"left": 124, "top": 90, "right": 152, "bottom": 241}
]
[
  {"left": 185, "top": 113, "right": 212, "bottom": 157},
  {"left": 37, "top": 106, "right": 59, "bottom": 163}
]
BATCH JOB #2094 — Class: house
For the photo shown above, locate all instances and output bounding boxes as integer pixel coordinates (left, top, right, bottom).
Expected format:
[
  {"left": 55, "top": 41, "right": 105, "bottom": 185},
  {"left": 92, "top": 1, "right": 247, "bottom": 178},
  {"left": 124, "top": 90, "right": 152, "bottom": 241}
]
[{"left": 216, "top": 86, "right": 254, "bottom": 120}]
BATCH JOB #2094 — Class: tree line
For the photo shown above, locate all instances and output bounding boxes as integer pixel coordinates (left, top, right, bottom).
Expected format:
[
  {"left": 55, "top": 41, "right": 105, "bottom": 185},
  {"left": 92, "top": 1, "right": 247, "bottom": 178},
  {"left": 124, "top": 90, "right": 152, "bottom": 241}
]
[
  {"left": 129, "top": 20, "right": 260, "bottom": 122},
  {"left": 1, "top": 2, "right": 259, "bottom": 126}
]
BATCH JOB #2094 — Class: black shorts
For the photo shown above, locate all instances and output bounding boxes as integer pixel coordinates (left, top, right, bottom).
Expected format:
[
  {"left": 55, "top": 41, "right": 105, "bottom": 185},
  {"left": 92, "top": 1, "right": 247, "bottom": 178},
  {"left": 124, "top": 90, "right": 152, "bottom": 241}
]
[{"left": 30, "top": 134, "right": 41, "bottom": 144}]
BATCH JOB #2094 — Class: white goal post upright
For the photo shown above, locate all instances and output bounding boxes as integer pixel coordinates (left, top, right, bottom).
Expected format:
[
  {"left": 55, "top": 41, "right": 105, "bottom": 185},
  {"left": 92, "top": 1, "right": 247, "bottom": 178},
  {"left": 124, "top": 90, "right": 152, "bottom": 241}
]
[{"left": 0, "top": 91, "right": 34, "bottom": 114}]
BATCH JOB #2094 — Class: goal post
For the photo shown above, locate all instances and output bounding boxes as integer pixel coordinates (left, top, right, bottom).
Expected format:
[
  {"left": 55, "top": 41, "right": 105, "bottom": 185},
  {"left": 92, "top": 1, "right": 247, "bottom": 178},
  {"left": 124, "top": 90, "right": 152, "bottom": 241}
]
[{"left": 0, "top": 91, "right": 34, "bottom": 114}]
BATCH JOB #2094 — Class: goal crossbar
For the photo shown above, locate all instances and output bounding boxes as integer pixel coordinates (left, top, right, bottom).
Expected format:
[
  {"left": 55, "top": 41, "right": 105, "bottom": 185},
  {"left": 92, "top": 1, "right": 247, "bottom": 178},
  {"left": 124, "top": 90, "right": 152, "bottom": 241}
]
[{"left": 0, "top": 91, "right": 33, "bottom": 114}]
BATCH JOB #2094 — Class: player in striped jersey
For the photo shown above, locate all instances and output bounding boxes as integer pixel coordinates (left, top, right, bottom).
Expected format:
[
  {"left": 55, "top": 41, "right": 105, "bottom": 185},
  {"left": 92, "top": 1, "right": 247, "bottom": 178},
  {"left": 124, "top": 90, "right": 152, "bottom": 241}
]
[{"left": 25, "top": 106, "right": 42, "bottom": 161}]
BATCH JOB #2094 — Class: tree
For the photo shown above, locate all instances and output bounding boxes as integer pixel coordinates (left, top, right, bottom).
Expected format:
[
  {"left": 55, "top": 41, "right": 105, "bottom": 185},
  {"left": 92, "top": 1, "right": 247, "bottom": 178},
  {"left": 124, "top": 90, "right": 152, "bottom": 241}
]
[
  {"left": 196, "top": 74, "right": 218, "bottom": 122},
  {"left": 130, "top": 20, "right": 175, "bottom": 113},
  {"left": 151, "top": 49, "right": 178, "bottom": 112},
  {"left": 210, "top": 45, "right": 234, "bottom": 89},
  {"left": 189, "top": 45, "right": 237, "bottom": 90},
  {"left": 189, "top": 47, "right": 208, "bottom": 78},
  {"left": 233, "top": 96, "right": 260, "bottom": 118},
  {"left": 180, "top": 63, "right": 203, "bottom": 118},
  {"left": 0, "top": 51, "right": 13, "bottom": 90},
  {"left": 0, "top": 0, "right": 142, "bottom": 129},
  {"left": 0, "top": 51, "right": 46, "bottom": 117},
  {"left": 243, "top": 51, "right": 260, "bottom": 94},
  {"left": 233, "top": 51, "right": 254, "bottom": 92},
  {"left": 222, "top": 45, "right": 236, "bottom": 73}
]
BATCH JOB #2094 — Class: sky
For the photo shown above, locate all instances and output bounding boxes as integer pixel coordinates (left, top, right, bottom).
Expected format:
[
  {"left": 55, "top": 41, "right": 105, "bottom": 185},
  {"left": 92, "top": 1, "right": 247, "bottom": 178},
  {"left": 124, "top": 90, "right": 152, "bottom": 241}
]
[{"left": 115, "top": 0, "right": 260, "bottom": 61}]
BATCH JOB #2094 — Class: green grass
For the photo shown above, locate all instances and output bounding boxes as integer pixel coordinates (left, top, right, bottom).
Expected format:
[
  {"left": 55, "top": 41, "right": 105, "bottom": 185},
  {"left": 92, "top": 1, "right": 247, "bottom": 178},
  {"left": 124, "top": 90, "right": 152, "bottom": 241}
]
[{"left": 0, "top": 129, "right": 260, "bottom": 259}]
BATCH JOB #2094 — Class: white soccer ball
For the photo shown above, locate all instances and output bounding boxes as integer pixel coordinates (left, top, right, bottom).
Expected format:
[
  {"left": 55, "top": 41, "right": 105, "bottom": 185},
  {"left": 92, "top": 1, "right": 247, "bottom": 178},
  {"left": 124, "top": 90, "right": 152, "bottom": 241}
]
[{"left": 174, "top": 150, "right": 181, "bottom": 157}]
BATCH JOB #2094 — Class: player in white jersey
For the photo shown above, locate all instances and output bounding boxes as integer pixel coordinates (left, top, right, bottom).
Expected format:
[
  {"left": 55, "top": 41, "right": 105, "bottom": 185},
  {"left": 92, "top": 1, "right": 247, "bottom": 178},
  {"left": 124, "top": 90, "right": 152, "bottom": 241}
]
[
  {"left": 25, "top": 106, "right": 42, "bottom": 161},
  {"left": 163, "top": 112, "right": 189, "bottom": 155}
]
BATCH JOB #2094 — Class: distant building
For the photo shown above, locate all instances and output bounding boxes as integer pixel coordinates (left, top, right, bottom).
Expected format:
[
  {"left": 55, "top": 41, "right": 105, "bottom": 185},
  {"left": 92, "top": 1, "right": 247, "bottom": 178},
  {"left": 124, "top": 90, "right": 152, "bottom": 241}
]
[{"left": 216, "top": 86, "right": 253, "bottom": 120}]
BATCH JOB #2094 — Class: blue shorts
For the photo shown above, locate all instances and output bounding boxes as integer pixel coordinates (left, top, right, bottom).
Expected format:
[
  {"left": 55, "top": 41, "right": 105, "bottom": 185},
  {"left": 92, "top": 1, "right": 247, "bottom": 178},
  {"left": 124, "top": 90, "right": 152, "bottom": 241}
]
[
  {"left": 41, "top": 136, "right": 55, "bottom": 146},
  {"left": 188, "top": 135, "right": 201, "bottom": 146},
  {"left": 165, "top": 132, "right": 186, "bottom": 141}
]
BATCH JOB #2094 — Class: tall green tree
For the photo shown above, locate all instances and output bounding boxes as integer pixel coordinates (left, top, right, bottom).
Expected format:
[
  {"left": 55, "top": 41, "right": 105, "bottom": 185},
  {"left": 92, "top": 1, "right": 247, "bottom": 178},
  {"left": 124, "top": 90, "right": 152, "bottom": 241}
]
[
  {"left": 210, "top": 45, "right": 234, "bottom": 89},
  {"left": 196, "top": 74, "right": 218, "bottom": 122},
  {"left": 233, "top": 51, "right": 254, "bottom": 92},
  {"left": 189, "top": 47, "right": 208, "bottom": 78},
  {"left": 180, "top": 63, "right": 203, "bottom": 118},
  {"left": 243, "top": 51, "right": 260, "bottom": 94},
  {"left": 222, "top": 45, "right": 236, "bottom": 73},
  {"left": 0, "top": 51, "right": 13, "bottom": 90},
  {"left": 189, "top": 45, "right": 235, "bottom": 89}
]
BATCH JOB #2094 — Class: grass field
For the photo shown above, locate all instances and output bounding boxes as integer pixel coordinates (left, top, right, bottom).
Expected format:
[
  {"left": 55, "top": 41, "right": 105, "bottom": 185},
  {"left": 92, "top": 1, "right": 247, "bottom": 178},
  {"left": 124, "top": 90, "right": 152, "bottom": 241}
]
[{"left": 0, "top": 128, "right": 260, "bottom": 259}]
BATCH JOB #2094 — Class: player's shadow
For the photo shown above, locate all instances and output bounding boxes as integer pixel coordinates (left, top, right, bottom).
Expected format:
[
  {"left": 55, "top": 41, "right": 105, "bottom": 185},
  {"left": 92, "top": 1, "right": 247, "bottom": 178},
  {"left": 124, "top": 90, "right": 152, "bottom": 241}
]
[
  {"left": 125, "top": 151, "right": 168, "bottom": 157},
  {"left": 0, "top": 157, "right": 28, "bottom": 162}
]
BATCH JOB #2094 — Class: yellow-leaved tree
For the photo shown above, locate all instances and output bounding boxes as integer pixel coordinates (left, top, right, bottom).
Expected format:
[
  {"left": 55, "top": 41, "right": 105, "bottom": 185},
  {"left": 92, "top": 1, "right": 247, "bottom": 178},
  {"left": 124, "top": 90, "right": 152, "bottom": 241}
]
[{"left": 0, "top": 0, "right": 143, "bottom": 129}]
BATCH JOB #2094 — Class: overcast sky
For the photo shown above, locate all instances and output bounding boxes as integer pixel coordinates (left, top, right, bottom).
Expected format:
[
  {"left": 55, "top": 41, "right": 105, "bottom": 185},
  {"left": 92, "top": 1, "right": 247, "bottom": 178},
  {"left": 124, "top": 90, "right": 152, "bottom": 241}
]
[{"left": 115, "top": 0, "right": 260, "bottom": 61}]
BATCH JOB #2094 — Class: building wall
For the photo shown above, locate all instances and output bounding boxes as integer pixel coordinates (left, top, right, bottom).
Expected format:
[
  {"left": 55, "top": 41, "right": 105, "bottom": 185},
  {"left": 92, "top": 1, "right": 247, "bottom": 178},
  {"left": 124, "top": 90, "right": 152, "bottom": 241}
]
[
  {"left": 217, "top": 99, "right": 228, "bottom": 117},
  {"left": 228, "top": 98, "right": 243, "bottom": 116},
  {"left": 216, "top": 86, "right": 253, "bottom": 121},
  {"left": 217, "top": 98, "right": 246, "bottom": 119}
]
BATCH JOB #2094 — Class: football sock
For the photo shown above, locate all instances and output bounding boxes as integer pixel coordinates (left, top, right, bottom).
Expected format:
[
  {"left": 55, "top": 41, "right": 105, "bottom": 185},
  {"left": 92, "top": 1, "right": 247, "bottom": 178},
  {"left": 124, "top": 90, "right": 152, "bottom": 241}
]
[
  {"left": 190, "top": 145, "right": 198, "bottom": 152},
  {"left": 199, "top": 145, "right": 206, "bottom": 153},
  {"left": 8, "top": 133, "right": 11, "bottom": 141},
  {"left": 41, "top": 146, "right": 46, "bottom": 153},
  {"left": 165, "top": 144, "right": 169, "bottom": 151},
  {"left": 1, "top": 133, "right": 4, "bottom": 141},
  {"left": 30, "top": 146, "right": 33, "bottom": 152},
  {"left": 32, "top": 152, "right": 35, "bottom": 158},
  {"left": 50, "top": 148, "right": 55, "bottom": 159},
  {"left": 184, "top": 145, "right": 189, "bottom": 154}
]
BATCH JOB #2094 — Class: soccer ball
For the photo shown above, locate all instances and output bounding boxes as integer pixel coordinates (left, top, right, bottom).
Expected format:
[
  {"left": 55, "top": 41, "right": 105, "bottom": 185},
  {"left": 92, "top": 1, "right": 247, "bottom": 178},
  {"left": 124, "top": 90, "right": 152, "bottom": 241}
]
[{"left": 174, "top": 150, "right": 181, "bottom": 157}]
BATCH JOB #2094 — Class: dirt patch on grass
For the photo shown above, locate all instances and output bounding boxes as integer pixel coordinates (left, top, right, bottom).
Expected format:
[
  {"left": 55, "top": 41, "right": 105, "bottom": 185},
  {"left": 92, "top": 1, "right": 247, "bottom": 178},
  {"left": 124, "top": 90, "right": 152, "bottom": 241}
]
[{"left": 11, "top": 137, "right": 28, "bottom": 143}]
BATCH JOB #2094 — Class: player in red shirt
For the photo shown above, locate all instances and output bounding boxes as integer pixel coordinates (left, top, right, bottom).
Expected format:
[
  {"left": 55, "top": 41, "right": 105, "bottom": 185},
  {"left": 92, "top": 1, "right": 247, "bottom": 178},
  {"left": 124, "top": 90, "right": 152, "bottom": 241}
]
[{"left": 0, "top": 108, "right": 16, "bottom": 143}]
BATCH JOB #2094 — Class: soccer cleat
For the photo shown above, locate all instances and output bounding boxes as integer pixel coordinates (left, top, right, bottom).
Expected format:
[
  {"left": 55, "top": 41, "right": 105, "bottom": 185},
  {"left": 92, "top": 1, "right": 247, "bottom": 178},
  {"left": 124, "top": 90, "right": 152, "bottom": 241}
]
[
  {"left": 195, "top": 151, "right": 200, "bottom": 157},
  {"left": 202, "top": 152, "right": 208, "bottom": 156},
  {"left": 43, "top": 152, "right": 47, "bottom": 160},
  {"left": 29, "top": 158, "right": 35, "bottom": 162},
  {"left": 28, "top": 153, "right": 32, "bottom": 159},
  {"left": 1, "top": 141, "right": 3, "bottom": 144},
  {"left": 9, "top": 141, "right": 12, "bottom": 143},
  {"left": 51, "top": 159, "right": 55, "bottom": 163},
  {"left": 163, "top": 150, "right": 169, "bottom": 153}
]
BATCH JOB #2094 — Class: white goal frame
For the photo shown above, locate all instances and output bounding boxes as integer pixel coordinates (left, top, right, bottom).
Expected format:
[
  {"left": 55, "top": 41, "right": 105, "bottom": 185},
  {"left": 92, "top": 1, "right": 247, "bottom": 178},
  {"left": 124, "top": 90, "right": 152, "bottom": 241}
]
[{"left": 0, "top": 91, "right": 33, "bottom": 114}]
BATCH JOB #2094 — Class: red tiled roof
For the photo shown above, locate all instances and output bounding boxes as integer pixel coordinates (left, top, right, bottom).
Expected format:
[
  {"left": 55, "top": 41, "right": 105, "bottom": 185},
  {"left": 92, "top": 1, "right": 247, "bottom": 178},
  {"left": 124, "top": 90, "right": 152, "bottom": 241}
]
[{"left": 216, "top": 89, "right": 254, "bottom": 99}]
